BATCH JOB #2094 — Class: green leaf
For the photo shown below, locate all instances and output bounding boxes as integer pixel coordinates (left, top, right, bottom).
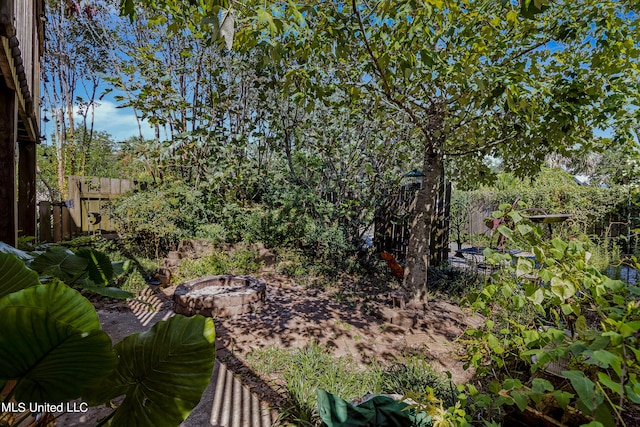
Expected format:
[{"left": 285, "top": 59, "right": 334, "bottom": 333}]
[
  {"left": 0, "top": 282, "right": 101, "bottom": 332},
  {"left": 120, "top": 0, "right": 136, "bottom": 21},
  {"left": 487, "top": 333, "right": 504, "bottom": 354},
  {"left": 619, "top": 321, "right": 640, "bottom": 337},
  {"left": 0, "top": 241, "right": 32, "bottom": 261},
  {"left": 550, "top": 277, "right": 576, "bottom": 300},
  {"left": 520, "top": 0, "right": 549, "bottom": 19},
  {"left": 497, "top": 225, "right": 513, "bottom": 240},
  {"left": 0, "top": 252, "right": 40, "bottom": 299},
  {"left": 510, "top": 390, "right": 528, "bottom": 411},
  {"left": 516, "top": 257, "right": 533, "bottom": 277},
  {"left": 0, "top": 284, "right": 116, "bottom": 403},
  {"left": 31, "top": 247, "right": 89, "bottom": 284},
  {"left": 517, "top": 224, "right": 533, "bottom": 235},
  {"left": 625, "top": 384, "right": 640, "bottom": 404},
  {"left": 76, "top": 249, "right": 115, "bottom": 286},
  {"left": 86, "top": 315, "right": 216, "bottom": 427},
  {"left": 503, "top": 378, "right": 522, "bottom": 390},
  {"left": 532, "top": 378, "right": 554, "bottom": 394},
  {"left": 562, "top": 370, "right": 599, "bottom": 413},
  {"left": 506, "top": 10, "right": 519, "bottom": 25},
  {"left": 112, "top": 260, "right": 130, "bottom": 277},
  {"left": 591, "top": 350, "right": 620, "bottom": 371},
  {"left": 508, "top": 210, "right": 523, "bottom": 224},
  {"left": 552, "top": 390, "right": 573, "bottom": 409},
  {"left": 81, "top": 280, "right": 134, "bottom": 299},
  {"left": 597, "top": 372, "right": 621, "bottom": 396}
]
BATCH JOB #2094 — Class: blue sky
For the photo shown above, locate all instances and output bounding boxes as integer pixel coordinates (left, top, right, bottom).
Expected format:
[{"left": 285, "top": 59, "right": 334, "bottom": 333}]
[
  {"left": 41, "top": 95, "right": 156, "bottom": 143},
  {"left": 72, "top": 98, "right": 156, "bottom": 142}
]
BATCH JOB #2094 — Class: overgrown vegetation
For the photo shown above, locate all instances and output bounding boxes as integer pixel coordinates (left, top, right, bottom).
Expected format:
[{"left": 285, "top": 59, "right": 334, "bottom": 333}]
[
  {"left": 25, "top": 0, "right": 640, "bottom": 426},
  {"left": 458, "top": 208, "right": 640, "bottom": 426},
  {"left": 246, "top": 344, "right": 455, "bottom": 426},
  {"left": 173, "top": 248, "right": 264, "bottom": 282},
  {"left": 453, "top": 169, "right": 638, "bottom": 253},
  {"left": 110, "top": 182, "right": 357, "bottom": 278}
]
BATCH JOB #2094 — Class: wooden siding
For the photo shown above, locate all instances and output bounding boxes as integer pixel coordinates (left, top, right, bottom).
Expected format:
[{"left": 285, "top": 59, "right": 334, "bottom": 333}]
[
  {"left": 0, "top": 0, "right": 43, "bottom": 245},
  {"left": 0, "top": 0, "right": 44, "bottom": 142}
]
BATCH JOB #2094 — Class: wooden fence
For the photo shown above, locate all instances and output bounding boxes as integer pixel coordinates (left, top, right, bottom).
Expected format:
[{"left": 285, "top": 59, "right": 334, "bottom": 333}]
[
  {"left": 38, "top": 176, "right": 135, "bottom": 242},
  {"left": 374, "top": 180, "right": 452, "bottom": 265}
]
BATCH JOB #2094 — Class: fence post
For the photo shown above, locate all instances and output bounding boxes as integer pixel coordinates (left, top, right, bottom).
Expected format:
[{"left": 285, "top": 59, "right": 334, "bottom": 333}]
[
  {"left": 38, "top": 201, "right": 51, "bottom": 242},
  {"left": 62, "top": 206, "right": 73, "bottom": 240}
]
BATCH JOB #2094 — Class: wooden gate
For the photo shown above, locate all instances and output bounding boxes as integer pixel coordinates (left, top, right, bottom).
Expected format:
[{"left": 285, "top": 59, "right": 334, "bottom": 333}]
[{"left": 67, "top": 176, "right": 135, "bottom": 233}]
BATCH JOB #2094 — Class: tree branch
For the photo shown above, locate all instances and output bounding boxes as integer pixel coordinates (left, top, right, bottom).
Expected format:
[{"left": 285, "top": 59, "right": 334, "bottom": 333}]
[{"left": 446, "top": 133, "right": 517, "bottom": 157}]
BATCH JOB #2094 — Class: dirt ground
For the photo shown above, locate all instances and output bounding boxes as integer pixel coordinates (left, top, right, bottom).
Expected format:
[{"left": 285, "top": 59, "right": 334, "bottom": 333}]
[
  {"left": 58, "top": 269, "right": 482, "bottom": 425},
  {"left": 204, "top": 270, "right": 483, "bottom": 409}
]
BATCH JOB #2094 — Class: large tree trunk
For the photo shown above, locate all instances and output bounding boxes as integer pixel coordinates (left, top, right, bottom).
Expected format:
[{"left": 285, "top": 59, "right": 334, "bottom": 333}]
[
  {"left": 403, "top": 148, "right": 444, "bottom": 302},
  {"left": 403, "top": 106, "right": 445, "bottom": 303}
]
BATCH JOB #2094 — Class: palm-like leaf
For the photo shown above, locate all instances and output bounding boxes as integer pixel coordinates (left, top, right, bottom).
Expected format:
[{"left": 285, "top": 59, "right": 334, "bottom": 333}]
[
  {"left": 86, "top": 315, "right": 216, "bottom": 427},
  {"left": 0, "top": 252, "right": 39, "bottom": 298}
]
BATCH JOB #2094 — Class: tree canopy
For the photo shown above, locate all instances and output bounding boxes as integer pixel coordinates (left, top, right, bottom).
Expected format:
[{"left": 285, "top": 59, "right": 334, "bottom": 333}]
[{"left": 101, "top": 0, "right": 640, "bottom": 299}]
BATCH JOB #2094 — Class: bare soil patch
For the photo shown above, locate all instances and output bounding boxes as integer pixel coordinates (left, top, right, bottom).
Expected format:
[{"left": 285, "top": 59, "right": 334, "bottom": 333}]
[{"left": 161, "top": 269, "right": 481, "bottom": 405}]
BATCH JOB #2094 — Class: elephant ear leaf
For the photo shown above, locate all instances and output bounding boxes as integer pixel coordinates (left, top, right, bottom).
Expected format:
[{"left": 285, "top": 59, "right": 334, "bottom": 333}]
[
  {"left": 86, "top": 315, "right": 216, "bottom": 427},
  {"left": 81, "top": 279, "right": 134, "bottom": 299},
  {"left": 76, "top": 249, "right": 115, "bottom": 286},
  {"left": 30, "top": 246, "right": 89, "bottom": 284},
  {"left": 0, "top": 252, "right": 40, "bottom": 299},
  {"left": 0, "top": 241, "right": 32, "bottom": 261},
  {"left": 0, "top": 281, "right": 101, "bottom": 332},
  {"left": 0, "top": 283, "right": 117, "bottom": 403}
]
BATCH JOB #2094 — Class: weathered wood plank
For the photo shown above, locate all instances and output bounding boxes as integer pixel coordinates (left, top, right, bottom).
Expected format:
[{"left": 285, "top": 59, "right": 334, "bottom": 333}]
[
  {"left": 38, "top": 201, "right": 51, "bottom": 242},
  {"left": 0, "top": 1, "right": 15, "bottom": 37},
  {"left": 67, "top": 176, "right": 137, "bottom": 233}
]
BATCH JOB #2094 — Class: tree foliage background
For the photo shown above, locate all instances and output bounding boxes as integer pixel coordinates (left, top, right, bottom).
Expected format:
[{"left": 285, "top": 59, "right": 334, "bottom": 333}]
[{"left": 39, "top": 0, "right": 640, "bottom": 296}]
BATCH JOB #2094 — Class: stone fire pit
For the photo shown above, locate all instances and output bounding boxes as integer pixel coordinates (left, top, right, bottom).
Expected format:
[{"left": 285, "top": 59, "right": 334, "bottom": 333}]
[{"left": 173, "top": 275, "right": 266, "bottom": 317}]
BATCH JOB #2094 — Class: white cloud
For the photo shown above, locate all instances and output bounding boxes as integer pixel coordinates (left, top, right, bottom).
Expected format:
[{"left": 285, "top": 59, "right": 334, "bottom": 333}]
[{"left": 73, "top": 100, "right": 156, "bottom": 142}]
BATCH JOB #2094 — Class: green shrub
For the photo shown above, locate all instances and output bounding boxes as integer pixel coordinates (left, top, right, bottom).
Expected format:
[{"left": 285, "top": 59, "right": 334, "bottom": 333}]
[
  {"left": 379, "top": 358, "right": 457, "bottom": 408},
  {"left": 454, "top": 168, "right": 635, "bottom": 246},
  {"left": 109, "top": 182, "right": 214, "bottom": 258},
  {"left": 173, "top": 248, "right": 263, "bottom": 283},
  {"left": 462, "top": 208, "right": 640, "bottom": 426},
  {"left": 110, "top": 181, "right": 355, "bottom": 276}
]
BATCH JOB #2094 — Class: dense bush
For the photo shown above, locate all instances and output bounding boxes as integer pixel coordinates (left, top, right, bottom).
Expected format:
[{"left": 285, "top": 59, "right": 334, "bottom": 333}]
[
  {"left": 113, "top": 181, "right": 354, "bottom": 276},
  {"left": 173, "top": 248, "right": 264, "bottom": 283},
  {"left": 453, "top": 168, "right": 636, "bottom": 250},
  {"left": 109, "top": 182, "right": 215, "bottom": 258},
  {"left": 460, "top": 208, "right": 640, "bottom": 426}
]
